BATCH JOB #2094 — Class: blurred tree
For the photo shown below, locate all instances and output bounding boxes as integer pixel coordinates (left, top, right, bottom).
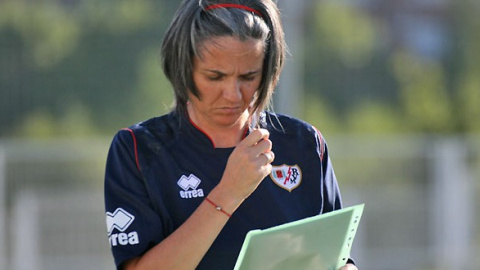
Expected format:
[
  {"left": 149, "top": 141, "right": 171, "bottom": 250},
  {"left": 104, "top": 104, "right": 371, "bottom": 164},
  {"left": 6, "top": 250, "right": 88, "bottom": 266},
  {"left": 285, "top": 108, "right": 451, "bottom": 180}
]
[
  {"left": 0, "top": 0, "right": 81, "bottom": 69},
  {"left": 346, "top": 101, "right": 404, "bottom": 134},
  {"left": 391, "top": 50, "right": 454, "bottom": 133},
  {"left": 303, "top": 94, "right": 343, "bottom": 137},
  {"left": 451, "top": 0, "right": 480, "bottom": 133},
  {"left": 132, "top": 47, "right": 174, "bottom": 122},
  {"left": 303, "top": 0, "right": 479, "bottom": 135},
  {"left": 303, "top": 1, "right": 400, "bottom": 134},
  {"left": 0, "top": 0, "right": 174, "bottom": 138},
  {"left": 0, "top": 0, "right": 479, "bottom": 138}
]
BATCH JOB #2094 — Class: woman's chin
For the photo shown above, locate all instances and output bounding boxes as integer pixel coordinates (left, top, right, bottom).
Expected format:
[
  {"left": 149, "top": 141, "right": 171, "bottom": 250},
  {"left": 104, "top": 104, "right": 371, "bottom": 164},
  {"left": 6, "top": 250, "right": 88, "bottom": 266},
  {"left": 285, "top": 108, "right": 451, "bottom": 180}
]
[{"left": 212, "top": 114, "right": 248, "bottom": 128}]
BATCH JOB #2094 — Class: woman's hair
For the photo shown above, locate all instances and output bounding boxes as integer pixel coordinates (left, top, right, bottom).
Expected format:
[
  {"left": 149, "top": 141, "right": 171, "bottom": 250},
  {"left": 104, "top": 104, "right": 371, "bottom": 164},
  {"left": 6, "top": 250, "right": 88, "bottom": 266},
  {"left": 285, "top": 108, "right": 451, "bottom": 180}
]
[{"left": 161, "top": 0, "right": 286, "bottom": 119}]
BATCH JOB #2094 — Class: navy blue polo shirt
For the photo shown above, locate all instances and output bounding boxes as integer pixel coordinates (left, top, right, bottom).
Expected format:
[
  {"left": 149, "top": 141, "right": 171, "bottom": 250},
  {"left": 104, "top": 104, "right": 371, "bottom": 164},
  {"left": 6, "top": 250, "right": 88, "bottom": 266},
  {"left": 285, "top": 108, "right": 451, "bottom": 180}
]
[{"left": 104, "top": 111, "right": 344, "bottom": 269}]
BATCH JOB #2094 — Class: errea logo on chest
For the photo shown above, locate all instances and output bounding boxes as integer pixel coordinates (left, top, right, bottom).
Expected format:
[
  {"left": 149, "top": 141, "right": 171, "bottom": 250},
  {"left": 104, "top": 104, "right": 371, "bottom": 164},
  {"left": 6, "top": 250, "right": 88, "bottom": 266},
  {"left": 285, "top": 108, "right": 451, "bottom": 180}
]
[{"left": 177, "top": 174, "right": 205, "bottom": 199}]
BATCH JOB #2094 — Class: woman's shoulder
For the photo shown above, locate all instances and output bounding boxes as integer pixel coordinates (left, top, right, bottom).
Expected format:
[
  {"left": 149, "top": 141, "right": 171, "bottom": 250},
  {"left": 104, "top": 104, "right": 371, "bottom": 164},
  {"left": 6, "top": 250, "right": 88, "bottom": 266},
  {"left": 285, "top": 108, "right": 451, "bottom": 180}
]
[
  {"left": 262, "top": 111, "right": 327, "bottom": 160},
  {"left": 113, "top": 112, "right": 180, "bottom": 143},
  {"left": 262, "top": 111, "right": 317, "bottom": 136}
]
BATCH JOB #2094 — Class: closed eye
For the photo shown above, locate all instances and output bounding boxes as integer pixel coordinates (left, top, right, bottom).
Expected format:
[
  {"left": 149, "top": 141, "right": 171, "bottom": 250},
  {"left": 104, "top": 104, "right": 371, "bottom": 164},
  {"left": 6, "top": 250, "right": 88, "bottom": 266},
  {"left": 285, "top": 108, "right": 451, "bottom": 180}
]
[
  {"left": 241, "top": 71, "right": 260, "bottom": 82},
  {"left": 208, "top": 75, "right": 223, "bottom": 81},
  {"left": 241, "top": 75, "right": 256, "bottom": 81},
  {"left": 204, "top": 70, "right": 225, "bottom": 81},
  {"left": 203, "top": 70, "right": 260, "bottom": 82}
]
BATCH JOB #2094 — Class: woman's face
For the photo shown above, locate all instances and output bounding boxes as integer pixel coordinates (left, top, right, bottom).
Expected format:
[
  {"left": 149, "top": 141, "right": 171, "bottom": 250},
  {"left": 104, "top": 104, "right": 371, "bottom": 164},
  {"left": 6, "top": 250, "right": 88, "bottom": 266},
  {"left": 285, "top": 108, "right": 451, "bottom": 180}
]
[{"left": 188, "top": 36, "right": 264, "bottom": 131}]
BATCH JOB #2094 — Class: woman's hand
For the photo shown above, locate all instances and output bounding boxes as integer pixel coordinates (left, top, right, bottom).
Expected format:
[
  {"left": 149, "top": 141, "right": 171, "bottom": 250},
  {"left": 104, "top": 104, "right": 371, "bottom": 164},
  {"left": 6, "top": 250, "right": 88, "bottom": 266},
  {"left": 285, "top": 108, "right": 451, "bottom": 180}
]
[{"left": 217, "top": 128, "right": 274, "bottom": 201}]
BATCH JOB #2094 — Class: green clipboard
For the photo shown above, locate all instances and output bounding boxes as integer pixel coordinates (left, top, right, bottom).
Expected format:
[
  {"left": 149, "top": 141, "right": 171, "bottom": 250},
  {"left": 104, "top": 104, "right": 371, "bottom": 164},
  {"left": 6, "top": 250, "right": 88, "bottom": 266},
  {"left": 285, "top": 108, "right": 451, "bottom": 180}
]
[{"left": 233, "top": 204, "right": 364, "bottom": 270}]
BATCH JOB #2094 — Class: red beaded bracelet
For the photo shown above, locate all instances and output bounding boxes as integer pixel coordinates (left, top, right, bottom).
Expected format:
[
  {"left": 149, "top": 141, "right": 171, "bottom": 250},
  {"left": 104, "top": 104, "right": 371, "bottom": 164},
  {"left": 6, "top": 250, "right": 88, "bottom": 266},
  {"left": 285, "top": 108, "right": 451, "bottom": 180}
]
[{"left": 205, "top": 197, "right": 232, "bottom": 218}]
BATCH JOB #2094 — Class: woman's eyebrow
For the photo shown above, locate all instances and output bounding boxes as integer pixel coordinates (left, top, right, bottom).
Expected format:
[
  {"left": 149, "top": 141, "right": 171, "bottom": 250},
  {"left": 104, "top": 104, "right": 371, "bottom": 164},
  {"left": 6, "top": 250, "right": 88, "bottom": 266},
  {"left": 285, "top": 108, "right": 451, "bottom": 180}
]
[
  {"left": 203, "top": 69, "right": 260, "bottom": 75},
  {"left": 203, "top": 69, "right": 225, "bottom": 75},
  {"left": 242, "top": 70, "right": 260, "bottom": 76}
]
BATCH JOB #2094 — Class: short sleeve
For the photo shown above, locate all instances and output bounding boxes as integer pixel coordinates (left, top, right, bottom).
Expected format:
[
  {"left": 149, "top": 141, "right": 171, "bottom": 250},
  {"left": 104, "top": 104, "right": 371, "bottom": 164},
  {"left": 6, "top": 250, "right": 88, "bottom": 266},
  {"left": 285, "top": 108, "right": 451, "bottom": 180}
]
[
  {"left": 104, "top": 129, "right": 163, "bottom": 269},
  {"left": 313, "top": 128, "right": 343, "bottom": 213}
]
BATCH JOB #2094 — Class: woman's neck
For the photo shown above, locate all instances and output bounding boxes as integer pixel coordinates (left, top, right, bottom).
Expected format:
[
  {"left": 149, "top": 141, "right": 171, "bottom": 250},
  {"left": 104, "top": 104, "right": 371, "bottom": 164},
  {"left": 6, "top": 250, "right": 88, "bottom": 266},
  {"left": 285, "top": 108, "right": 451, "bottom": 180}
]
[
  {"left": 209, "top": 128, "right": 246, "bottom": 148},
  {"left": 187, "top": 111, "right": 250, "bottom": 148}
]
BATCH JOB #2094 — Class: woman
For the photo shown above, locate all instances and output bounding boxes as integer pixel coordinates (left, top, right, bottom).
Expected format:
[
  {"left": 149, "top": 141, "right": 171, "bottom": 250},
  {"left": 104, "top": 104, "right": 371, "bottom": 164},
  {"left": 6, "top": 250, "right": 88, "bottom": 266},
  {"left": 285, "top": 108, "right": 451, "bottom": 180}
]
[{"left": 104, "top": 0, "right": 358, "bottom": 269}]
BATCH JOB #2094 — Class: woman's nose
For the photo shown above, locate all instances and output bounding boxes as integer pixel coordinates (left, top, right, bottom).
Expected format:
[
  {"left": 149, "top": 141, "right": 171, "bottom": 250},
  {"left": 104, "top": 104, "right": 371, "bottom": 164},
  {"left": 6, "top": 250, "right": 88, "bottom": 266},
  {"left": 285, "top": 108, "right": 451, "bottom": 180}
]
[{"left": 222, "top": 80, "right": 242, "bottom": 102}]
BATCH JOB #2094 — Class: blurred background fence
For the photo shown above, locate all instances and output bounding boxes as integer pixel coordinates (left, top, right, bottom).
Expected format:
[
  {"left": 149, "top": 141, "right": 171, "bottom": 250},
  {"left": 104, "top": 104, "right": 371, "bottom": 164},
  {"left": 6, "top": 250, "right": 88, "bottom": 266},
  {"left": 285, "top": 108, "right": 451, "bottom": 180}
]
[
  {"left": 1, "top": 0, "right": 479, "bottom": 269},
  {"left": 0, "top": 136, "right": 478, "bottom": 270}
]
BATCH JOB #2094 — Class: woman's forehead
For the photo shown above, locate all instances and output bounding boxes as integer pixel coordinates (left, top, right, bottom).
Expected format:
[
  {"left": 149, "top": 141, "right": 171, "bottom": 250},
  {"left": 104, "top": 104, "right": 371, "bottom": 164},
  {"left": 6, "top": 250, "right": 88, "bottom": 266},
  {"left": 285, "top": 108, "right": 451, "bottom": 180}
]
[{"left": 196, "top": 36, "right": 265, "bottom": 58}]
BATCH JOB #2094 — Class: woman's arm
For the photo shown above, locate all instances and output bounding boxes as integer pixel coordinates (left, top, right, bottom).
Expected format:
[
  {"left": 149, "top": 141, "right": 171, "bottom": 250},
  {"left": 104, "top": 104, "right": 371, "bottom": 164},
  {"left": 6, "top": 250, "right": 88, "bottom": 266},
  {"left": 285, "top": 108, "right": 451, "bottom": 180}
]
[
  {"left": 123, "top": 192, "right": 233, "bottom": 270},
  {"left": 123, "top": 129, "right": 274, "bottom": 270}
]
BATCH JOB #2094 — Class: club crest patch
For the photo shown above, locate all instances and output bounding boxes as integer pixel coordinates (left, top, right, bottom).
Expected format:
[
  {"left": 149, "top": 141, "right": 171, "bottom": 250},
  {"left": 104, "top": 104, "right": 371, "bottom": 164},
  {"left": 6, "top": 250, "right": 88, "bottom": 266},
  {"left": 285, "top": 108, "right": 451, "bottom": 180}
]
[{"left": 270, "top": 164, "right": 302, "bottom": 192}]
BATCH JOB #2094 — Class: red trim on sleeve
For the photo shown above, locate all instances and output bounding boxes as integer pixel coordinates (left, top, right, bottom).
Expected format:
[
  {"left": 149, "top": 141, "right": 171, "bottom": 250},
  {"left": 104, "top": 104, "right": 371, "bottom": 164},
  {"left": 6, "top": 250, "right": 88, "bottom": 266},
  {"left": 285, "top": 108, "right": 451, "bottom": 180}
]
[{"left": 121, "top": 128, "right": 141, "bottom": 172}]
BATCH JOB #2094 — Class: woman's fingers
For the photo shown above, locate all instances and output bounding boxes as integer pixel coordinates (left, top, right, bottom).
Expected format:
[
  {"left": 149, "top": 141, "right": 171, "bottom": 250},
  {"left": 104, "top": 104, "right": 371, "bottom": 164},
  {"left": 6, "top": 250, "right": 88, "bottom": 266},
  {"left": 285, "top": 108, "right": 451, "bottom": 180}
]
[
  {"left": 220, "top": 128, "right": 275, "bottom": 199},
  {"left": 259, "top": 151, "right": 275, "bottom": 166},
  {"left": 239, "top": 128, "right": 270, "bottom": 148}
]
